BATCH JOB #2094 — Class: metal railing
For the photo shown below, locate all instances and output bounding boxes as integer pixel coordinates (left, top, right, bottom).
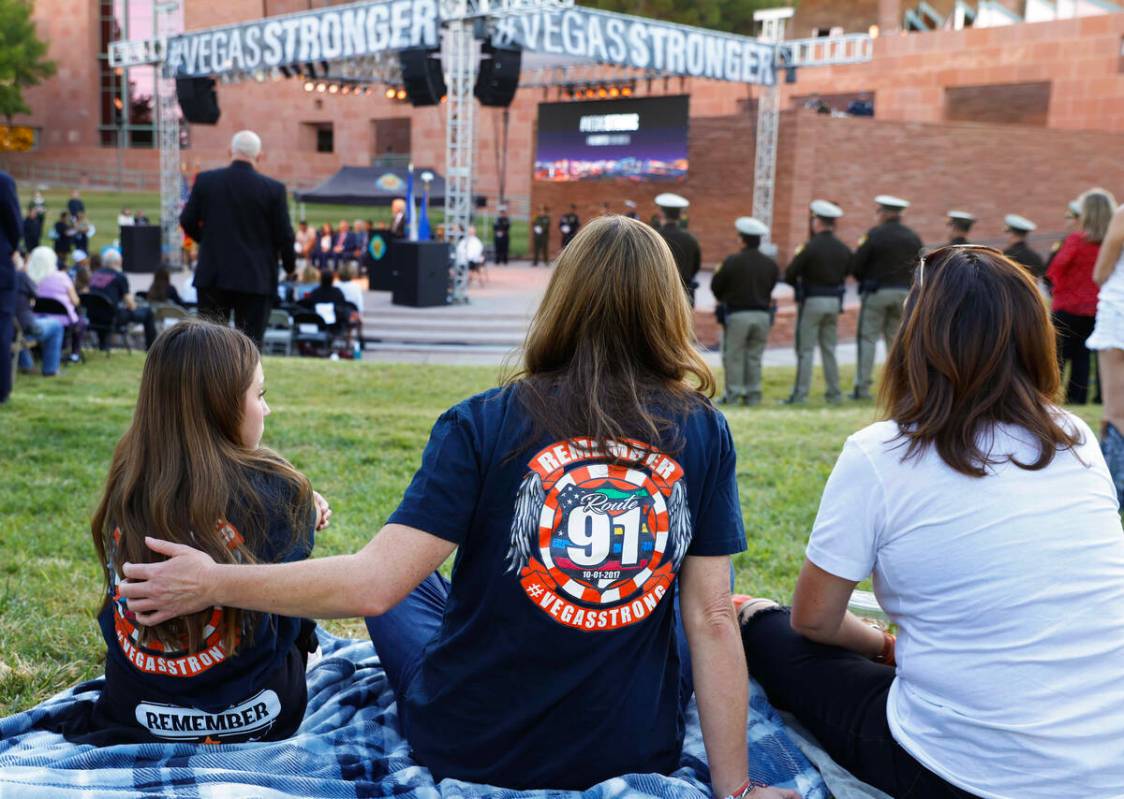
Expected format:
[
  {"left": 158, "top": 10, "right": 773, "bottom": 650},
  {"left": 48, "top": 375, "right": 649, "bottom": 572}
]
[{"left": 0, "top": 159, "right": 159, "bottom": 192}]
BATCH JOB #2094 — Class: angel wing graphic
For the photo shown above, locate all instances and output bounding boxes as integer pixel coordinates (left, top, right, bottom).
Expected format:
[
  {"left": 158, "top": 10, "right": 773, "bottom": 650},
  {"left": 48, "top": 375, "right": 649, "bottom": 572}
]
[
  {"left": 666, "top": 479, "right": 692, "bottom": 572},
  {"left": 507, "top": 470, "right": 545, "bottom": 574}
]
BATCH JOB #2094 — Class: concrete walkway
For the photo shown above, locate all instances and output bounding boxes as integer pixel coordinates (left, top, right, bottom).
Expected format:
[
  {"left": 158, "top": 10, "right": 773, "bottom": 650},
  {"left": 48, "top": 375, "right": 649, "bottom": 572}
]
[{"left": 145, "top": 261, "right": 883, "bottom": 367}]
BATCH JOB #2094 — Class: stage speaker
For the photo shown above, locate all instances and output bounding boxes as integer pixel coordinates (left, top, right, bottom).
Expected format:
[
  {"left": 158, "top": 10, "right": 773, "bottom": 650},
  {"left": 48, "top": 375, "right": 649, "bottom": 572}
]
[
  {"left": 475, "top": 42, "right": 521, "bottom": 107},
  {"left": 120, "top": 225, "right": 162, "bottom": 274},
  {"left": 391, "top": 241, "right": 450, "bottom": 307},
  {"left": 398, "top": 48, "right": 446, "bottom": 107},
  {"left": 175, "top": 77, "right": 221, "bottom": 124}
]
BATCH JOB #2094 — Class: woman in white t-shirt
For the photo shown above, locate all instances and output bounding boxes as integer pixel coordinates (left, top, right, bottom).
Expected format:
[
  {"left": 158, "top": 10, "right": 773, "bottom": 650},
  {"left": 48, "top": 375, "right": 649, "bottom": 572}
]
[
  {"left": 740, "top": 245, "right": 1124, "bottom": 799},
  {"left": 1089, "top": 200, "right": 1124, "bottom": 502}
]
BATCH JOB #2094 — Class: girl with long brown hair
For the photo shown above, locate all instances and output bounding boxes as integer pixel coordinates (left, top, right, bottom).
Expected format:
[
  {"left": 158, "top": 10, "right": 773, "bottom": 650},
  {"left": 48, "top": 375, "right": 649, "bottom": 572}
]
[
  {"left": 116, "top": 217, "right": 796, "bottom": 798},
  {"left": 84, "top": 319, "right": 330, "bottom": 744},
  {"left": 739, "top": 246, "right": 1124, "bottom": 798}
]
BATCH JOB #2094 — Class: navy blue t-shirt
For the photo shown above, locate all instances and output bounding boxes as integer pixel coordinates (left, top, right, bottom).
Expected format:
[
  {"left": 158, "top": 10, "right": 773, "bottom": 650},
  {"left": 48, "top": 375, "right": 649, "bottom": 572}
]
[
  {"left": 388, "top": 386, "right": 746, "bottom": 789},
  {"left": 97, "top": 473, "right": 315, "bottom": 717}
]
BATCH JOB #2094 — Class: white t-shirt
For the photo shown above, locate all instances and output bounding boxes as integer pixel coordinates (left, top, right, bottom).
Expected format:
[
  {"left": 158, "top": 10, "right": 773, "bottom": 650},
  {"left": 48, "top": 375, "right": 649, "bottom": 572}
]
[
  {"left": 807, "top": 413, "right": 1124, "bottom": 799},
  {"left": 338, "top": 280, "right": 364, "bottom": 313}
]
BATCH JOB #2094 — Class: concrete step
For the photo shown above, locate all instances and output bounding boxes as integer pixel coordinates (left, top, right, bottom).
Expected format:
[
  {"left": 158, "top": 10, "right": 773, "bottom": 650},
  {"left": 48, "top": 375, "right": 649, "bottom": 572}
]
[{"left": 362, "top": 328, "right": 525, "bottom": 346}]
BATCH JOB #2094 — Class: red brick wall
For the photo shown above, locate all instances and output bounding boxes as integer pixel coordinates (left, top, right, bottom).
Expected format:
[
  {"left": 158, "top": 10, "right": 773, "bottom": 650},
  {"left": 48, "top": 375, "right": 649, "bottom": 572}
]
[
  {"left": 943, "top": 81, "right": 1052, "bottom": 126},
  {"left": 773, "top": 110, "right": 1124, "bottom": 264}
]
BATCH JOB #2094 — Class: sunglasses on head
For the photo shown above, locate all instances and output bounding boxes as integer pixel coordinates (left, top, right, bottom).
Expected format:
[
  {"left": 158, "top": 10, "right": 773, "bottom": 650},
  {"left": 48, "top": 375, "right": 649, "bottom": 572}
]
[{"left": 918, "top": 244, "right": 1003, "bottom": 289}]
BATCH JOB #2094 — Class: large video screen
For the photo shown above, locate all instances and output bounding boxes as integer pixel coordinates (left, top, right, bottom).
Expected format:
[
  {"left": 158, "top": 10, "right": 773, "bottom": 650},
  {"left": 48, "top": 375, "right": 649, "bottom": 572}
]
[{"left": 534, "top": 95, "right": 689, "bottom": 182}]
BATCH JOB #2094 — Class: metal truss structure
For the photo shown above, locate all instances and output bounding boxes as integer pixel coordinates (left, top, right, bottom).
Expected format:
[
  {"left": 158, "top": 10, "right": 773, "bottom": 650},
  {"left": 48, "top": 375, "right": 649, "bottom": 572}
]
[
  {"left": 127, "top": 0, "right": 871, "bottom": 302},
  {"left": 441, "top": 13, "right": 478, "bottom": 303},
  {"left": 751, "top": 9, "right": 790, "bottom": 248},
  {"left": 156, "top": 1, "right": 183, "bottom": 269}
]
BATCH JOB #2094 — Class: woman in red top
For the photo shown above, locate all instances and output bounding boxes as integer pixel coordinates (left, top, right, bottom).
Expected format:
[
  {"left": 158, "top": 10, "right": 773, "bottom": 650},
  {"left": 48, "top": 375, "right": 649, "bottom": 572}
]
[{"left": 1047, "top": 188, "right": 1116, "bottom": 404}]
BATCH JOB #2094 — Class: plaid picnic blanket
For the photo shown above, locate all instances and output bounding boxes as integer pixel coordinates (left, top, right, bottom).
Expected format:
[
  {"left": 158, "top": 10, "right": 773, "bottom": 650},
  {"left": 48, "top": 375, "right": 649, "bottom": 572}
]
[{"left": 0, "top": 633, "right": 829, "bottom": 798}]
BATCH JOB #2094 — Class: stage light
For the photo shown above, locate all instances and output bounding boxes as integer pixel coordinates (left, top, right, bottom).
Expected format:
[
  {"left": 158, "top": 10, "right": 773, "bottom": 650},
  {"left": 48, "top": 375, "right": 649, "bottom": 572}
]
[
  {"left": 328, "top": 83, "right": 339, "bottom": 94},
  {"left": 341, "top": 84, "right": 351, "bottom": 95},
  {"left": 597, "top": 86, "right": 608, "bottom": 98},
  {"left": 385, "top": 87, "right": 397, "bottom": 98},
  {"left": 304, "top": 80, "right": 315, "bottom": 92},
  {"left": 608, "top": 86, "right": 620, "bottom": 97},
  {"left": 316, "top": 82, "right": 327, "bottom": 93},
  {"left": 621, "top": 86, "right": 633, "bottom": 96},
  {"left": 395, "top": 88, "right": 407, "bottom": 100}
]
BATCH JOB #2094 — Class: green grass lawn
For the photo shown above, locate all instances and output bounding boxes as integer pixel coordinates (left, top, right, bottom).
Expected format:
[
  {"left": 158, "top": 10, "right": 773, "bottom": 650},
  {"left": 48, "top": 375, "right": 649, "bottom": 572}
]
[
  {"left": 18, "top": 186, "right": 532, "bottom": 259},
  {"left": 0, "top": 355, "right": 1102, "bottom": 716}
]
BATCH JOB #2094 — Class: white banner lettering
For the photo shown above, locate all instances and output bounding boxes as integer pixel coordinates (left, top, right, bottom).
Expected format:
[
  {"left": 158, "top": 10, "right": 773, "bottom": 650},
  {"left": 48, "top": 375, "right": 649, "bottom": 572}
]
[{"left": 108, "top": 0, "right": 775, "bottom": 85}]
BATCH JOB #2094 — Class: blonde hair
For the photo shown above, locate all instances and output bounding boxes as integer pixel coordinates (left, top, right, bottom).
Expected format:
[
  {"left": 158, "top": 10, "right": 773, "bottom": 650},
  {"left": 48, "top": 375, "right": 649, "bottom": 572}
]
[
  {"left": 1080, "top": 188, "right": 1117, "bottom": 243},
  {"left": 511, "top": 215, "right": 714, "bottom": 455},
  {"left": 26, "top": 246, "right": 58, "bottom": 285}
]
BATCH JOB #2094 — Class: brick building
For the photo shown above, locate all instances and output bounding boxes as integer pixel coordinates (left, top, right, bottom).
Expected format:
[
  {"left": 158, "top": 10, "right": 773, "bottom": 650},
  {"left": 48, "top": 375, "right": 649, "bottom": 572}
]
[{"left": 4, "top": 0, "right": 1124, "bottom": 262}]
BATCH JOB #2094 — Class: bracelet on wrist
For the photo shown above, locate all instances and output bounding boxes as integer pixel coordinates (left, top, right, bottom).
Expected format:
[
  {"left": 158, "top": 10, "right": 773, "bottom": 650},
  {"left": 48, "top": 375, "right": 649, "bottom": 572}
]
[{"left": 872, "top": 630, "right": 896, "bottom": 667}]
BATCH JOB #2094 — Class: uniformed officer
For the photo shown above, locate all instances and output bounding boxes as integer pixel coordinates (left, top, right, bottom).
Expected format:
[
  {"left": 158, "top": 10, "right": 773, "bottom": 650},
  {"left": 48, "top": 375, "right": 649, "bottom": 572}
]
[
  {"left": 655, "top": 192, "right": 702, "bottom": 306},
  {"left": 559, "top": 204, "right": 580, "bottom": 248},
  {"left": 851, "top": 194, "right": 924, "bottom": 399},
  {"left": 712, "top": 216, "right": 779, "bottom": 406},
  {"left": 493, "top": 204, "right": 511, "bottom": 265},
  {"left": 946, "top": 210, "right": 975, "bottom": 245},
  {"left": 784, "top": 199, "right": 851, "bottom": 404},
  {"left": 532, "top": 204, "right": 550, "bottom": 266},
  {"left": 623, "top": 199, "right": 638, "bottom": 220},
  {"left": 1002, "top": 214, "right": 1045, "bottom": 276}
]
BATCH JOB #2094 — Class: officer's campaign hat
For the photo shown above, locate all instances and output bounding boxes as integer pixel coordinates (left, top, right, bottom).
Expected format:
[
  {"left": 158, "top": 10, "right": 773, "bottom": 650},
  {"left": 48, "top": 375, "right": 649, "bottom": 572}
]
[
  {"left": 810, "top": 199, "right": 843, "bottom": 219},
  {"left": 874, "top": 195, "right": 910, "bottom": 210},
  {"left": 1004, "top": 214, "right": 1037, "bottom": 233},
  {"left": 947, "top": 210, "right": 975, "bottom": 222},
  {"left": 735, "top": 217, "right": 769, "bottom": 236},
  {"left": 655, "top": 193, "right": 690, "bottom": 209}
]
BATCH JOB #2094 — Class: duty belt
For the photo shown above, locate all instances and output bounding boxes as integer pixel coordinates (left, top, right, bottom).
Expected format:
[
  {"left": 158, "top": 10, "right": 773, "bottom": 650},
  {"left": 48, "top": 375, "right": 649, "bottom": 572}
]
[{"left": 804, "top": 284, "right": 844, "bottom": 298}]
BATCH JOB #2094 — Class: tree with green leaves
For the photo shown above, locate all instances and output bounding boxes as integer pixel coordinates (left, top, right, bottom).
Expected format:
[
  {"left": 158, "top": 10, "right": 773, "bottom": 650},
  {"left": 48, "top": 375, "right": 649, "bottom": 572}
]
[
  {"left": 0, "top": 0, "right": 56, "bottom": 124},
  {"left": 583, "top": 0, "right": 785, "bottom": 36}
]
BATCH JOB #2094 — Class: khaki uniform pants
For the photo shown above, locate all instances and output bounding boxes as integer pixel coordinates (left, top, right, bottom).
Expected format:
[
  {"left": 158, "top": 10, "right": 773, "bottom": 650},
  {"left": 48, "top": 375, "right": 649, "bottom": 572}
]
[
  {"left": 856, "top": 287, "right": 908, "bottom": 395},
  {"left": 793, "top": 296, "right": 841, "bottom": 400},
  {"left": 723, "top": 310, "right": 771, "bottom": 400},
  {"left": 532, "top": 237, "right": 549, "bottom": 264}
]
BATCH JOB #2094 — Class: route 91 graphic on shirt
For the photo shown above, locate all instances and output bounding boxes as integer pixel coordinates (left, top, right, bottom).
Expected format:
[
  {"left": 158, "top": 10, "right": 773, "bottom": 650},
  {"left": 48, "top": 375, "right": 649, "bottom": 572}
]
[{"left": 507, "top": 438, "right": 691, "bottom": 631}]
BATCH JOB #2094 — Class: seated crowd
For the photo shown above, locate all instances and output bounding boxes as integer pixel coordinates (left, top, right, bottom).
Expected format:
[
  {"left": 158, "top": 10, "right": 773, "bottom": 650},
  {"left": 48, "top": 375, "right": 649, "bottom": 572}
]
[{"left": 28, "top": 216, "right": 1120, "bottom": 799}]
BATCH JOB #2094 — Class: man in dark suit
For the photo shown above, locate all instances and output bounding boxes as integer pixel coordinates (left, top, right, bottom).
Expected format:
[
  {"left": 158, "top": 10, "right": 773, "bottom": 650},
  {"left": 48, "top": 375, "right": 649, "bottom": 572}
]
[
  {"left": 180, "top": 130, "right": 295, "bottom": 346},
  {"left": 1, "top": 171, "right": 22, "bottom": 403}
]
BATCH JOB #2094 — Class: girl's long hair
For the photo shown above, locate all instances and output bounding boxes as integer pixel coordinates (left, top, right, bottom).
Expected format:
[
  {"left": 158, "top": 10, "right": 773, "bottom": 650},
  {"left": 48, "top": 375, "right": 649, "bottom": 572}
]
[
  {"left": 91, "top": 319, "right": 312, "bottom": 653},
  {"left": 508, "top": 215, "right": 714, "bottom": 457},
  {"left": 878, "top": 245, "right": 1080, "bottom": 477}
]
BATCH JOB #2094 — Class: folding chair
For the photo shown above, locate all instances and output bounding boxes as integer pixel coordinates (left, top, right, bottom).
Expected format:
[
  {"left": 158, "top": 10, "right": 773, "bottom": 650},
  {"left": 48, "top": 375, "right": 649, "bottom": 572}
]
[
  {"left": 80, "top": 293, "right": 132, "bottom": 355},
  {"left": 262, "top": 309, "right": 294, "bottom": 356},
  {"left": 292, "top": 311, "right": 332, "bottom": 357},
  {"left": 151, "top": 303, "right": 189, "bottom": 332},
  {"left": 32, "top": 297, "right": 84, "bottom": 363}
]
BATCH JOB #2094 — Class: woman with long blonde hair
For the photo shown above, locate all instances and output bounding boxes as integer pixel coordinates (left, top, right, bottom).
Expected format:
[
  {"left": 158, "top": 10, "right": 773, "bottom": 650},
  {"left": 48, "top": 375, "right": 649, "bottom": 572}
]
[{"left": 118, "top": 217, "right": 795, "bottom": 798}]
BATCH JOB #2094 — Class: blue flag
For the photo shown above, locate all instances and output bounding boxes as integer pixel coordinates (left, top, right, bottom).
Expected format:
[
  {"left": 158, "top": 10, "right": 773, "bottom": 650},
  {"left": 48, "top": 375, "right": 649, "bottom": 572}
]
[
  {"left": 405, "top": 164, "right": 416, "bottom": 242},
  {"left": 419, "top": 183, "right": 432, "bottom": 241}
]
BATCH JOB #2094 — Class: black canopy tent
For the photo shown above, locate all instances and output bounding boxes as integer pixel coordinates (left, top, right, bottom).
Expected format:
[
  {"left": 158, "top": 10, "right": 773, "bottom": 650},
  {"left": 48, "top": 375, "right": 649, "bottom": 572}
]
[{"left": 294, "top": 165, "right": 484, "bottom": 207}]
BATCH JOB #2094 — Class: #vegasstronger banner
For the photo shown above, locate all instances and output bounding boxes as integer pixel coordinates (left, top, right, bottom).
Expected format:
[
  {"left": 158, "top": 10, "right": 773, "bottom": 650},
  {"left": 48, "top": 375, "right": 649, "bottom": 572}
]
[{"left": 110, "top": 0, "right": 777, "bottom": 86}]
